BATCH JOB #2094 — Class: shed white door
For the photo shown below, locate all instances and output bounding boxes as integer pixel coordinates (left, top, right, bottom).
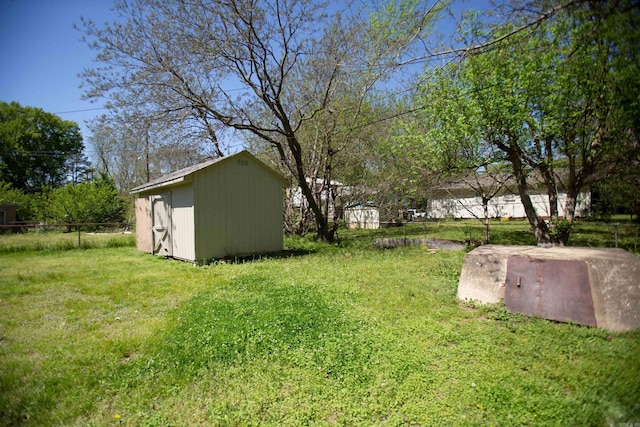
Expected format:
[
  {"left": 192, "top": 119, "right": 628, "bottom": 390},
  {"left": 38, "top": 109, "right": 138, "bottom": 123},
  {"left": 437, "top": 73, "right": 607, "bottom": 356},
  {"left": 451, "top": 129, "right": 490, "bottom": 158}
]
[{"left": 151, "top": 193, "right": 172, "bottom": 256}]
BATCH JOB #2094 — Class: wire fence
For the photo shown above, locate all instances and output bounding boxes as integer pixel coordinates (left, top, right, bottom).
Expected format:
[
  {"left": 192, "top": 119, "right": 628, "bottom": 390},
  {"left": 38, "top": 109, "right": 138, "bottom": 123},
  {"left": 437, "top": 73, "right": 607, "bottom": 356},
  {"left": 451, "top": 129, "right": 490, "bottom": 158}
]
[
  {"left": 361, "top": 218, "right": 640, "bottom": 253},
  {"left": 1, "top": 218, "right": 638, "bottom": 253},
  {"left": 0, "top": 222, "right": 133, "bottom": 233},
  {"left": 0, "top": 222, "right": 136, "bottom": 252}
]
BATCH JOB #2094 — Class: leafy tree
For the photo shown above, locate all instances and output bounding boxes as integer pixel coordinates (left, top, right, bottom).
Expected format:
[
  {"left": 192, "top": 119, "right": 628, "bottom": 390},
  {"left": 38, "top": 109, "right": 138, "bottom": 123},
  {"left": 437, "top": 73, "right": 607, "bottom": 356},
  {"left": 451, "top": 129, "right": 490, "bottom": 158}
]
[
  {"left": 0, "top": 181, "right": 30, "bottom": 223},
  {"left": 591, "top": 162, "right": 640, "bottom": 222},
  {"left": 248, "top": 95, "right": 399, "bottom": 234},
  {"left": 384, "top": 62, "right": 510, "bottom": 242},
  {"left": 88, "top": 114, "right": 216, "bottom": 195},
  {"left": 417, "top": 0, "right": 640, "bottom": 244},
  {"left": 50, "top": 174, "right": 125, "bottom": 231},
  {"left": 67, "top": 152, "right": 94, "bottom": 185},
  {"left": 0, "top": 181, "right": 25, "bottom": 206},
  {"left": 0, "top": 101, "right": 84, "bottom": 192},
  {"left": 79, "top": 0, "right": 438, "bottom": 241}
]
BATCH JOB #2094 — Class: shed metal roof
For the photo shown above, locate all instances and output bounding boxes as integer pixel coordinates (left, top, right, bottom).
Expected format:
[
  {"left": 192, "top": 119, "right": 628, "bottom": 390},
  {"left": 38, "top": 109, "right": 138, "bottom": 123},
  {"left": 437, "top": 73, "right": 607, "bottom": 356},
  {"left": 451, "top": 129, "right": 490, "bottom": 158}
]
[{"left": 130, "top": 150, "right": 288, "bottom": 195}]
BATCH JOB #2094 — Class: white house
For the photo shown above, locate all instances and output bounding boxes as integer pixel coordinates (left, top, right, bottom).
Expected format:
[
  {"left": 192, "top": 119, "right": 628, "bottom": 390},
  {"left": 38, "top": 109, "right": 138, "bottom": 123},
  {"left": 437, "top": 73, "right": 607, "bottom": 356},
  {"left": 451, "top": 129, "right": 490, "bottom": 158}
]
[
  {"left": 426, "top": 173, "right": 591, "bottom": 220},
  {"left": 130, "top": 150, "right": 288, "bottom": 263}
]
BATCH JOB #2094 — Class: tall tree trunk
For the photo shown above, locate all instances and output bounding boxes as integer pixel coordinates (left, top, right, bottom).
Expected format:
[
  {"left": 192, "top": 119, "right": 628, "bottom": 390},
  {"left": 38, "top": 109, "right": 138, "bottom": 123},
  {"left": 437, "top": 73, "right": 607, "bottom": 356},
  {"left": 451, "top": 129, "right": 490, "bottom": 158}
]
[
  {"left": 542, "top": 136, "right": 559, "bottom": 220},
  {"left": 281, "top": 117, "right": 335, "bottom": 242},
  {"left": 290, "top": 152, "right": 333, "bottom": 242},
  {"left": 482, "top": 196, "right": 491, "bottom": 244},
  {"left": 560, "top": 165, "right": 581, "bottom": 246},
  {"left": 504, "top": 144, "right": 553, "bottom": 243},
  {"left": 283, "top": 187, "right": 294, "bottom": 235},
  {"left": 295, "top": 172, "right": 332, "bottom": 241}
]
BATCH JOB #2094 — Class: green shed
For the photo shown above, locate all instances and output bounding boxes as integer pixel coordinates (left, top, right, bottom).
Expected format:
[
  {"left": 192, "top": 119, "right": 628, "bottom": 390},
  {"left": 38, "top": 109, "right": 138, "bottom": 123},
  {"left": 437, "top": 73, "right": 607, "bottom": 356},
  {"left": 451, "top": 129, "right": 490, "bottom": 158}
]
[{"left": 131, "top": 150, "right": 288, "bottom": 263}]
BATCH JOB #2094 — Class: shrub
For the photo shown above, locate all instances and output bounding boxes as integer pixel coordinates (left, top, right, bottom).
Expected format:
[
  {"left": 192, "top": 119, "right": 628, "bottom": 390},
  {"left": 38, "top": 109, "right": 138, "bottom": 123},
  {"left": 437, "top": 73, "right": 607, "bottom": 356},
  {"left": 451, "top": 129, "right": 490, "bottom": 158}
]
[{"left": 50, "top": 174, "right": 125, "bottom": 231}]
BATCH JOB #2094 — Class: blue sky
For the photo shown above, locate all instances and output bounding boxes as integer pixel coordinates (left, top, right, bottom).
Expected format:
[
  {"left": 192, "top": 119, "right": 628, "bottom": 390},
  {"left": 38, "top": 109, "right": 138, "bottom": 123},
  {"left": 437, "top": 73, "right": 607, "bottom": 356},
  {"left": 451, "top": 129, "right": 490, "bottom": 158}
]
[
  {"left": 0, "top": 0, "right": 489, "bottom": 147},
  {"left": 0, "top": 0, "right": 115, "bottom": 139}
]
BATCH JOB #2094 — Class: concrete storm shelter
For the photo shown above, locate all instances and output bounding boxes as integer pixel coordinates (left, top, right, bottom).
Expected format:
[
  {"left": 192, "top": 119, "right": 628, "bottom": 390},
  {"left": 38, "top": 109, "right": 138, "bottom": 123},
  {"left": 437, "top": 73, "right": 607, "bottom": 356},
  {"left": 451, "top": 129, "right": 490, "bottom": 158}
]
[
  {"left": 131, "top": 151, "right": 288, "bottom": 264},
  {"left": 458, "top": 245, "right": 640, "bottom": 332}
]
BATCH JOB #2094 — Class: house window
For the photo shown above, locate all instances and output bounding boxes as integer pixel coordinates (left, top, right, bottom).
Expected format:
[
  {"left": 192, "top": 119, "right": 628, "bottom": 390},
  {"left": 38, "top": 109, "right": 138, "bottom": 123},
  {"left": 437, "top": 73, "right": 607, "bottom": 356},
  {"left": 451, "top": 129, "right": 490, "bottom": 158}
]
[
  {"left": 504, "top": 194, "right": 515, "bottom": 202},
  {"left": 238, "top": 159, "right": 249, "bottom": 167}
]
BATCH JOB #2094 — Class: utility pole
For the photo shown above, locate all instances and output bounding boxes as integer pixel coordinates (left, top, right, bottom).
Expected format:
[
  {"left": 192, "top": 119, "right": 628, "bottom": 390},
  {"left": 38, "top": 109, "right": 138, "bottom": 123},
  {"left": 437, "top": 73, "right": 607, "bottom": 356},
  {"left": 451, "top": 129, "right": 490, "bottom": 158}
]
[{"left": 145, "top": 127, "right": 150, "bottom": 182}]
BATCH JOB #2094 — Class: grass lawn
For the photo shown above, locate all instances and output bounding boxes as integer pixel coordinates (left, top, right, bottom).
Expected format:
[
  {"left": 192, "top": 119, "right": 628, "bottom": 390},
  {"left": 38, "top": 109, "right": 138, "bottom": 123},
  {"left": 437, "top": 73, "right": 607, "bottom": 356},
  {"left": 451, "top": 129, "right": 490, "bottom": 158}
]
[
  {"left": 0, "top": 223, "right": 638, "bottom": 426},
  {"left": 0, "top": 230, "right": 135, "bottom": 254}
]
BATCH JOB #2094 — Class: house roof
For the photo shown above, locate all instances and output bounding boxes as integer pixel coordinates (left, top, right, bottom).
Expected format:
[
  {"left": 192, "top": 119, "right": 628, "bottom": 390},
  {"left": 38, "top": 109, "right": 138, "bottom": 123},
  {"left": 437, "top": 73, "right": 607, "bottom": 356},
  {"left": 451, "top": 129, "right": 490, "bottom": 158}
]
[
  {"left": 433, "top": 172, "right": 513, "bottom": 192},
  {"left": 346, "top": 203, "right": 378, "bottom": 209},
  {"left": 433, "top": 169, "right": 578, "bottom": 193},
  {"left": 130, "top": 150, "right": 288, "bottom": 194}
]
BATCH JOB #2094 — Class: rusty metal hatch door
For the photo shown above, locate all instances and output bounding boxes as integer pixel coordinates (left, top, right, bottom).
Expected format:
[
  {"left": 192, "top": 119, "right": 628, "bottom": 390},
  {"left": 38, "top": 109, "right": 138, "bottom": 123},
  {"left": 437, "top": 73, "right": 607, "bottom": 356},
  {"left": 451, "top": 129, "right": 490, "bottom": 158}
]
[{"left": 505, "top": 256, "right": 596, "bottom": 327}]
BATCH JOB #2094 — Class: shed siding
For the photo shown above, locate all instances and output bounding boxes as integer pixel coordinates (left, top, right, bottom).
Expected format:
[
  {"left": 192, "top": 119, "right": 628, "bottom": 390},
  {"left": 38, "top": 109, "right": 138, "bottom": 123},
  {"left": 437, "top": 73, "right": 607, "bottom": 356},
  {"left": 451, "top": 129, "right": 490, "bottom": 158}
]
[
  {"left": 134, "top": 197, "right": 152, "bottom": 253},
  {"left": 193, "top": 161, "right": 225, "bottom": 259},
  {"left": 170, "top": 185, "right": 195, "bottom": 261},
  {"left": 194, "top": 153, "right": 283, "bottom": 261}
]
